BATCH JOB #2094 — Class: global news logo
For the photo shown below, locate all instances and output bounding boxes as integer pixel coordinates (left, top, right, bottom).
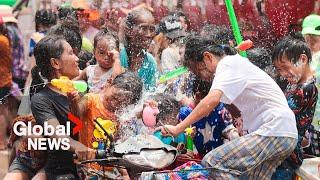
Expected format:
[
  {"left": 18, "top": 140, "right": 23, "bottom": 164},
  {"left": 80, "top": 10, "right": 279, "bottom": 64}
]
[{"left": 12, "top": 113, "right": 83, "bottom": 151}]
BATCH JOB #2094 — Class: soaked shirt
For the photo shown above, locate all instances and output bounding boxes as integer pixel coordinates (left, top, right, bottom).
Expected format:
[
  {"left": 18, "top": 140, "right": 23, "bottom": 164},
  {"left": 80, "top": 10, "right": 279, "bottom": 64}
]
[
  {"left": 284, "top": 77, "right": 318, "bottom": 169},
  {"left": 180, "top": 103, "right": 234, "bottom": 156},
  {"left": 81, "top": 93, "right": 117, "bottom": 149},
  {"left": 31, "top": 86, "right": 78, "bottom": 175},
  {"left": 120, "top": 47, "right": 157, "bottom": 90},
  {"left": 86, "top": 65, "right": 113, "bottom": 93}
]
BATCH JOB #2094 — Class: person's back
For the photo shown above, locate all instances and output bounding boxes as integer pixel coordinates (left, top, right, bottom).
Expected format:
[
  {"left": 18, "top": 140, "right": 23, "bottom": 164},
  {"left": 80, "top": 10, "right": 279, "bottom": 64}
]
[{"left": 214, "top": 54, "right": 297, "bottom": 137}]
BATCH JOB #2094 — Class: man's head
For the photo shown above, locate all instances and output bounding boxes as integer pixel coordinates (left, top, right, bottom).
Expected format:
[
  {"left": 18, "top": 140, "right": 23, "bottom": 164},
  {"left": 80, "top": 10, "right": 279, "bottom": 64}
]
[{"left": 272, "top": 37, "right": 312, "bottom": 84}]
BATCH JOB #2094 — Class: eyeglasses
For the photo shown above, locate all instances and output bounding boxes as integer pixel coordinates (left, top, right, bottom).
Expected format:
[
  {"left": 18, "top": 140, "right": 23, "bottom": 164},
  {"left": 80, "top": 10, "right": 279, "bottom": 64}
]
[{"left": 134, "top": 23, "right": 156, "bottom": 34}]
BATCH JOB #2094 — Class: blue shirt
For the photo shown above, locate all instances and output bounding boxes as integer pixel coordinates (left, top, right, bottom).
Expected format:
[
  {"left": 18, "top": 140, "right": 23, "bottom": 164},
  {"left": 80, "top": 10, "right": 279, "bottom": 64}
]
[
  {"left": 120, "top": 47, "right": 158, "bottom": 90},
  {"left": 179, "top": 103, "right": 233, "bottom": 155}
]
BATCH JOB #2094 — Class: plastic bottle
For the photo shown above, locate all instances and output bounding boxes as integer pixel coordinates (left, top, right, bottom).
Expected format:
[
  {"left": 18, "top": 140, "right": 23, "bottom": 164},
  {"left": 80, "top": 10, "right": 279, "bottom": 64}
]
[{"left": 185, "top": 127, "right": 194, "bottom": 151}]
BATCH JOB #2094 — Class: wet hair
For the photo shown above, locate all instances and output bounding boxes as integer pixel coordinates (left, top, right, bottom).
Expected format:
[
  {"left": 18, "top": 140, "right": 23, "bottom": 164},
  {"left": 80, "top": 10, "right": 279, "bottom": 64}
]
[
  {"left": 48, "top": 20, "right": 82, "bottom": 54},
  {"left": 111, "top": 71, "right": 143, "bottom": 104},
  {"left": 201, "top": 24, "right": 233, "bottom": 44},
  {"left": 30, "top": 35, "right": 66, "bottom": 96},
  {"left": 247, "top": 47, "right": 272, "bottom": 70},
  {"left": 93, "top": 27, "right": 119, "bottom": 49},
  {"left": 34, "top": 35, "right": 65, "bottom": 79},
  {"left": 125, "top": 7, "right": 153, "bottom": 29},
  {"left": 78, "top": 50, "right": 93, "bottom": 70},
  {"left": 35, "top": 9, "right": 57, "bottom": 31},
  {"left": 184, "top": 35, "right": 236, "bottom": 67},
  {"left": 149, "top": 94, "right": 180, "bottom": 124},
  {"left": 272, "top": 37, "right": 312, "bottom": 64}
]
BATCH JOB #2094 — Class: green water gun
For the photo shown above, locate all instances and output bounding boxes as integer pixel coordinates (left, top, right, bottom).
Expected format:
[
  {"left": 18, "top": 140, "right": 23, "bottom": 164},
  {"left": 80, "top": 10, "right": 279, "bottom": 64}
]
[{"left": 159, "top": 67, "right": 188, "bottom": 83}]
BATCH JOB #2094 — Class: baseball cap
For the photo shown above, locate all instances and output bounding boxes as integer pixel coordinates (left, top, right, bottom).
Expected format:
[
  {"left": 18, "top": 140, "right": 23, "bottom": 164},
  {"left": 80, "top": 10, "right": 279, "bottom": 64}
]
[
  {"left": 158, "top": 15, "right": 186, "bottom": 40},
  {"left": 0, "top": 5, "right": 17, "bottom": 24},
  {"left": 302, "top": 14, "right": 320, "bottom": 36}
]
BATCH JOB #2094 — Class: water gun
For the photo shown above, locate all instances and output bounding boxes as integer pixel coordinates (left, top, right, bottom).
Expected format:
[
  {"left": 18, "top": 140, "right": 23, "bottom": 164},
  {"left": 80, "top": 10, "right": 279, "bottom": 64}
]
[
  {"left": 158, "top": 67, "right": 188, "bottom": 84},
  {"left": 185, "top": 127, "right": 194, "bottom": 151},
  {"left": 236, "top": 39, "right": 253, "bottom": 51},
  {"left": 51, "top": 76, "right": 87, "bottom": 93},
  {"left": 142, "top": 106, "right": 160, "bottom": 127}
]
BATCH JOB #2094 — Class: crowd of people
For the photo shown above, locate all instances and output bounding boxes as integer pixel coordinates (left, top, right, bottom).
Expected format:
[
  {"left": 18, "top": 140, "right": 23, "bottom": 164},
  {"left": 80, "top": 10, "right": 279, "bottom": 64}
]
[{"left": 1, "top": 0, "right": 320, "bottom": 179}]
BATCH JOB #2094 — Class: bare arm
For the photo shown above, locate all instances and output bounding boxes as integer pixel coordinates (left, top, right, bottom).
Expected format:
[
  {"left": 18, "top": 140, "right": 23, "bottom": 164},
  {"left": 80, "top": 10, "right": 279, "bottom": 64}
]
[
  {"left": 162, "top": 89, "right": 223, "bottom": 136},
  {"left": 68, "top": 92, "right": 88, "bottom": 120}
]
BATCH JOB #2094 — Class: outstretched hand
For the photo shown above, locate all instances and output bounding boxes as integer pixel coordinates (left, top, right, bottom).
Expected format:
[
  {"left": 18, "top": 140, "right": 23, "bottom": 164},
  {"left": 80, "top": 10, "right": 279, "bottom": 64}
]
[
  {"left": 158, "top": 125, "right": 181, "bottom": 137},
  {"left": 74, "top": 143, "right": 96, "bottom": 161}
]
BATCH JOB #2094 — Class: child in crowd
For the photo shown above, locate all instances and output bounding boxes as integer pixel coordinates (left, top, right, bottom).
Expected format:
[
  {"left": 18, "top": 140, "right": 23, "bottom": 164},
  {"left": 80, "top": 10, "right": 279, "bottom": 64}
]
[
  {"left": 69, "top": 71, "right": 142, "bottom": 179},
  {"left": 271, "top": 37, "right": 318, "bottom": 179},
  {"left": 75, "top": 28, "right": 123, "bottom": 93},
  {"left": 179, "top": 78, "right": 238, "bottom": 157},
  {"left": 69, "top": 71, "right": 143, "bottom": 150},
  {"left": 5, "top": 115, "right": 46, "bottom": 180},
  {"left": 118, "top": 93, "right": 182, "bottom": 144}
]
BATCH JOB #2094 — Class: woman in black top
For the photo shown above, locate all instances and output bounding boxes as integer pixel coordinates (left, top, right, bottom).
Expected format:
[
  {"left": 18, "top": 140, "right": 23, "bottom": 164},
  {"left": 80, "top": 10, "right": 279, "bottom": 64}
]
[{"left": 30, "top": 35, "right": 95, "bottom": 179}]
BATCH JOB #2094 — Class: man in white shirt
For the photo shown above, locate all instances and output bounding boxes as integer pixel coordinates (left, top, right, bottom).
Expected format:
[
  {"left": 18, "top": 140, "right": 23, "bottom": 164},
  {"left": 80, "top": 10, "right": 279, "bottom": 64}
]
[{"left": 161, "top": 36, "right": 298, "bottom": 179}]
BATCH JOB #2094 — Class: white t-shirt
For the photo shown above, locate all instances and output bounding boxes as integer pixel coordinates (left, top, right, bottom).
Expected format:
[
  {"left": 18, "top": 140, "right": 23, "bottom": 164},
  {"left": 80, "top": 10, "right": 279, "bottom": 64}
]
[{"left": 211, "top": 54, "right": 298, "bottom": 139}]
